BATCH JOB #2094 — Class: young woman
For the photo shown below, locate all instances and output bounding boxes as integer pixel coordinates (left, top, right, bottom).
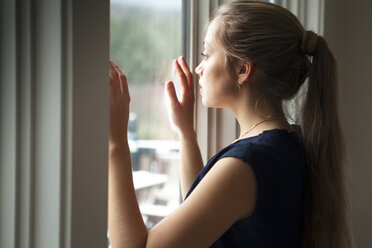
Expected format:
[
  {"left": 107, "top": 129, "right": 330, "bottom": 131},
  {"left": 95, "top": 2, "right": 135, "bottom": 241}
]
[{"left": 108, "top": 1, "right": 352, "bottom": 247}]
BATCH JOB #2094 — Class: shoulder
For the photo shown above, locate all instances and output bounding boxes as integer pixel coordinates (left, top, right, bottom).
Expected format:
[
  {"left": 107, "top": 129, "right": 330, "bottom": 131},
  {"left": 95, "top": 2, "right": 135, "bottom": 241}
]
[
  {"left": 147, "top": 156, "right": 257, "bottom": 247},
  {"left": 183, "top": 156, "right": 258, "bottom": 220},
  {"left": 221, "top": 139, "right": 271, "bottom": 165},
  {"left": 206, "top": 156, "right": 258, "bottom": 219},
  {"left": 222, "top": 130, "right": 303, "bottom": 165}
]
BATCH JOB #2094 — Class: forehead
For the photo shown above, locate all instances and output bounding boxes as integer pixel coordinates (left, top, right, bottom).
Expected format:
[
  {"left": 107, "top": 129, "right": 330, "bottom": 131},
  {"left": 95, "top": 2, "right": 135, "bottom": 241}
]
[{"left": 204, "top": 18, "right": 220, "bottom": 44}]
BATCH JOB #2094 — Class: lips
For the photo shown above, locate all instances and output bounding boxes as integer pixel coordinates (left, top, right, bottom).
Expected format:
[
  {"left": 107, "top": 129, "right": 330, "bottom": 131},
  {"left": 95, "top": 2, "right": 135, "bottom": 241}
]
[
  {"left": 199, "top": 80, "right": 203, "bottom": 94},
  {"left": 199, "top": 82, "right": 204, "bottom": 95}
]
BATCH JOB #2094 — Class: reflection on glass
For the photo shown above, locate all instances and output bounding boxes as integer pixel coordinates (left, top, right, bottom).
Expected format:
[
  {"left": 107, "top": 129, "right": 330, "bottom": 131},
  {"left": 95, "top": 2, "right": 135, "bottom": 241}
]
[{"left": 110, "top": 0, "right": 182, "bottom": 230}]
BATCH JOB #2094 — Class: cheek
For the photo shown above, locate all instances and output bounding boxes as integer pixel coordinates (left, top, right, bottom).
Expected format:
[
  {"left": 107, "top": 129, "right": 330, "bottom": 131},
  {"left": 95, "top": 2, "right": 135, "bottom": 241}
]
[
  {"left": 205, "top": 65, "right": 236, "bottom": 98},
  {"left": 204, "top": 59, "right": 225, "bottom": 81},
  {"left": 210, "top": 63, "right": 234, "bottom": 88}
]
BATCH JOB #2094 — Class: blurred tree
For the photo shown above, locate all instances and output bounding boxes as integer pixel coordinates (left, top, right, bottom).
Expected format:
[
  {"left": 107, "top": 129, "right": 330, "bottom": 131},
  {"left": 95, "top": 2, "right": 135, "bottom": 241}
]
[
  {"left": 110, "top": 2, "right": 182, "bottom": 140},
  {"left": 110, "top": 3, "right": 181, "bottom": 85}
]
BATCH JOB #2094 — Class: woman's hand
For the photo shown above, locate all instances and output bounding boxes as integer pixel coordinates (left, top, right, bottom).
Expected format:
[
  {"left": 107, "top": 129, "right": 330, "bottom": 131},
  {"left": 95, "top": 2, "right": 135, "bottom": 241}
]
[
  {"left": 108, "top": 60, "right": 148, "bottom": 247},
  {"left": 166, "top": 56, "right": 195, "bottom": 136},
  {"left": 109, "top": 60, "right": 130, "bottom": 146}
]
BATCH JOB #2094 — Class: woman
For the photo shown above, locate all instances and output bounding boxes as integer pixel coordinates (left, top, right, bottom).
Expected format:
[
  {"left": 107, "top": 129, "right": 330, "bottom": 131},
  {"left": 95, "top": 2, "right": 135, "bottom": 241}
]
[{"left": 108, "top": 1, "right": 352, "bottom": 247}]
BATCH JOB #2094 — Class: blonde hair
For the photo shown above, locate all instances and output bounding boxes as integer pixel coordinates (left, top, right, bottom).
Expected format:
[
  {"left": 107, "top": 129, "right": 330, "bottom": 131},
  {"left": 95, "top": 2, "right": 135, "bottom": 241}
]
[{"left": 211, "top": 1, "right": 353, "bottom": 247}]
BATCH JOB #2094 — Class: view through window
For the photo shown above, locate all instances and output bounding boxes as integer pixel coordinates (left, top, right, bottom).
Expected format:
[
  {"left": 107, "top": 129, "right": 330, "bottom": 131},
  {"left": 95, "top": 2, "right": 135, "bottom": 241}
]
[{"left": 110, "top": 0, "right": 182, "bottom": 231}]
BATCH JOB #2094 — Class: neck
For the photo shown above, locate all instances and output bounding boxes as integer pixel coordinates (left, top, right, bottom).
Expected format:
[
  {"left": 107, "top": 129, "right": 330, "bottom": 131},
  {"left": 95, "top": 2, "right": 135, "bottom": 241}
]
[{"left": 227, "top": 91, "right": 290, "bottom": 139}]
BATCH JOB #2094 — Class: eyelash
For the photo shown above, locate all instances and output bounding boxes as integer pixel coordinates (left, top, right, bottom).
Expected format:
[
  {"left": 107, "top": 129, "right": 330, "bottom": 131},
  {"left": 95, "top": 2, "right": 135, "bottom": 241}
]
[{"left": 201, "top": 52, "right": 208, "bottom": 58}]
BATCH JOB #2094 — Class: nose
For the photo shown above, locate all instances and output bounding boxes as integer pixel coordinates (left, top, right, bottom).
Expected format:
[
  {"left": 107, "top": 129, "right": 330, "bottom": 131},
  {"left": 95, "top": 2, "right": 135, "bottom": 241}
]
[{"left": 195, "top": 61, "right": 203, "bottom": 76}]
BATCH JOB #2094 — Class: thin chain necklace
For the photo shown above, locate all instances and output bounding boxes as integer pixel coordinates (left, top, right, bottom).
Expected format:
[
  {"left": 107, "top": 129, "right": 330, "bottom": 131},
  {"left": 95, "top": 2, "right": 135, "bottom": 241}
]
[{"left": 239, "top": 118, "right": 281, "bottom": 139}]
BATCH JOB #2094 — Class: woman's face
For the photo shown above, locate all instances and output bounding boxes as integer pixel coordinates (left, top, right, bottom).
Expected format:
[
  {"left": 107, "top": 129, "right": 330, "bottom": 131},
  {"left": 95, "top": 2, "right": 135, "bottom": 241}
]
[{"left": 195, "top": 20, "right": 236, "bottom": 108}]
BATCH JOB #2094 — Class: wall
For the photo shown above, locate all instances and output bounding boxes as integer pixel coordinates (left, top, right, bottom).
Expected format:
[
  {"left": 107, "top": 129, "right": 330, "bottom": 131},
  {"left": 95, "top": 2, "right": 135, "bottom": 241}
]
[{"left": 324, "top": 0, "right": 372, "bottom": 247}]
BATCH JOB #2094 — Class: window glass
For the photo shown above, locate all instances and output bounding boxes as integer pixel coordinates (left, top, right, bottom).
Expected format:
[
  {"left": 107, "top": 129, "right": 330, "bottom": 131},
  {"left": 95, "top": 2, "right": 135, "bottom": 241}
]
[{"left": 110, "top": 0, "right": 182, "bottom": 230}]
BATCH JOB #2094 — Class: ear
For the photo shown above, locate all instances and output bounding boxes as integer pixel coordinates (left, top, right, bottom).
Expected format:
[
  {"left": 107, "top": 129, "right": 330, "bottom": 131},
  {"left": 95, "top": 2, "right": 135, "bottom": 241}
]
[{"left": 237, "top": 62, "right": 252, "bottom": 85}]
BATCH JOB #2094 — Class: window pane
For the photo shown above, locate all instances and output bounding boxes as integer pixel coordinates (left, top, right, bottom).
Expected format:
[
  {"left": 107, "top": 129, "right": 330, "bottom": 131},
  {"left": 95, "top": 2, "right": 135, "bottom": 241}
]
[{"left": 110, "top": 0, "right": 182, "bottom": 230}]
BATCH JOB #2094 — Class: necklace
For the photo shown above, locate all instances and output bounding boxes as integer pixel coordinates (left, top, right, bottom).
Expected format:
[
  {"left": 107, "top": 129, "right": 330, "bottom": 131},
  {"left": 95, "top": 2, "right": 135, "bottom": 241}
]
[{"left": 239, "top": 118, "right": 281, "bottom": 139}]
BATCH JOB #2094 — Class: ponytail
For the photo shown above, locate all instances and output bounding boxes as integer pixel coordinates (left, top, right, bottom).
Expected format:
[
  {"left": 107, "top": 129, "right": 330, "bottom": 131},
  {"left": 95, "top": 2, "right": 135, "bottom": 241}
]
[
  {"left": 300, "top": 33, "right": 354, "bottom": 248},
  {"left": 211, "top": 2, "right": 353, "bottom": 246}
]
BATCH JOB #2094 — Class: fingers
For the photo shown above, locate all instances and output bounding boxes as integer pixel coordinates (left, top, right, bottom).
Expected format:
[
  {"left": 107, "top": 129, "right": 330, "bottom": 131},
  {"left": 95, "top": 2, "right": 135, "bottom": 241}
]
[
  {"left": 174, "top": 56, "right": 194, "bottom": 97},
  {"left": 109, "top": 60, "right": 130, "bottom": 100},
  {"left": 173, "top": 57, "right": 195, "bottom": 106},
  {"left": 109, "top": 60, "right": 120, "bottom": 94},
  {"left": 178, "top": 56, "right": 194, "bottom": 92},
  {"left": 115, "top": 63, "right": 127, "bottom": 94},
  {"left": 174, "top": 59, "right": 188, "bottom": 93},
  {"left": 166, "top": 81, "right": 180, "bottom": 108},
  {"left": 110, "top": 60, "right": 124, "bottom": 93}
]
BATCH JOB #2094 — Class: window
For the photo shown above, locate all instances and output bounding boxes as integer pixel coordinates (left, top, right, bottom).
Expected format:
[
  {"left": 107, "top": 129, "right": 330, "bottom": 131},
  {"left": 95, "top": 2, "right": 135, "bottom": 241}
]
[{"left": 110, "top": 0, "right": 183, "bottom": 230}]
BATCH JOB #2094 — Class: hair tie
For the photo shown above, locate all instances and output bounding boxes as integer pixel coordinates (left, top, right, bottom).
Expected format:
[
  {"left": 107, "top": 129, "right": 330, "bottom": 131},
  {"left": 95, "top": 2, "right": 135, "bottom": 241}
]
[{"left": 301, "top": 30, "right": 318, "bottom": 55}]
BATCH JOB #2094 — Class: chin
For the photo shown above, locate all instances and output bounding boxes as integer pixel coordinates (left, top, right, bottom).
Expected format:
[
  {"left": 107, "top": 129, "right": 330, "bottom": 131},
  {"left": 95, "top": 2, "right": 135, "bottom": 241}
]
[
  {"left": 201, "top": 98, "right": 209, "bottom": 107},
  {"left": 202, "top": 98, "right": 217, "bottom": 108}
]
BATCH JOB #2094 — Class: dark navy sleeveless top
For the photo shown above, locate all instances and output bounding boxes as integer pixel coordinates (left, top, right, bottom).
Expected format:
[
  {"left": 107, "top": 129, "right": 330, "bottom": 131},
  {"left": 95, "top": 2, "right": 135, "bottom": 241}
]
[{"left": 185, "top": 127, "right": 305, "bottom": 247}]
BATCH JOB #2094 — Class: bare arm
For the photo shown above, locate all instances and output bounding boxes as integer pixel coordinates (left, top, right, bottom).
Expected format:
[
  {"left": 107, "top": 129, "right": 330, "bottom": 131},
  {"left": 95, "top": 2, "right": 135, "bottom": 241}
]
[
  {"left": 166, "top": 57, "right": 204, "bottom": 198},
  {"left": 179, "top": 131, "right": 204, "bottom": 198},
  {"left": 108, "top": 61, "right": 147, "bottom": 247},
  {"left": 108, "top": 143, "right": 148, "bottom": 247},
  {"left": 108, "top": 59, "right": 257, "bottom": 248},
  {"left": 146, "top": 157, "right": 257, "bottom": 247}
]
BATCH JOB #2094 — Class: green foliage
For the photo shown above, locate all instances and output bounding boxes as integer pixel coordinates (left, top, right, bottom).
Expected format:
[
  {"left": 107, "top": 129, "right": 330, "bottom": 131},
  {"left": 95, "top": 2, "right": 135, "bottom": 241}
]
[
  {"left": 110, "top": 3, "right": 181, "bottom": 140},
  {"left": 110, "top": 4, "right": 181, "bottom": 85}
]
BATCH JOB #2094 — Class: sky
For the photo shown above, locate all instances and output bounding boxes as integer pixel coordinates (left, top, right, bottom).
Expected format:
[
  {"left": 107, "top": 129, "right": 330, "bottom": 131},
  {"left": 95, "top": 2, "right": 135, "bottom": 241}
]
[{"left": 111, "top": 0, "right": 182, "bottom": 10}]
